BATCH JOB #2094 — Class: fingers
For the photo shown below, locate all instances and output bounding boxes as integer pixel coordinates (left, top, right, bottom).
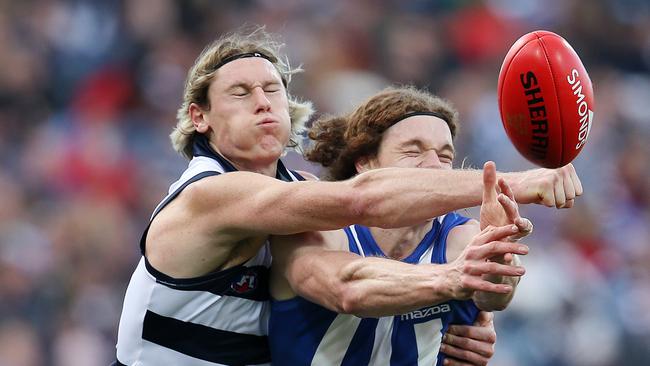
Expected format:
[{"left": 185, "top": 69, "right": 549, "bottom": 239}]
[
  {"left": 553, "top": 173, "right": 567, "bottom": 208},
  {"left": 442, "top": 331, "right": 495, "bottom": 358},
  {"left": 482, "top": 161, "right": 498, "bottom": 204},
  {"left": 497, "top": 193, "right": 520, "bottom": 223},
  {"left": 511, "top": 217, "right": 533, "bottom": 240},
  {"left": 472, "top": 224, "right": 520, "bottom": 246},
  {"left": 567, "top": 163, "right": 583, "bottom": 196},
  {"left": 470, "top": 239, "right": 529, "bottom": 259},
  {"left": 557, "top": 164, "right": 583, "bottom": 209},
  {"left": 440, "top": 342, "right": 490, "bottom": 366},
  {"left": 498, "top": 178, "right": 516, "bottom": 201},
  {"left": 441, "top": 317, "right": 496, "bottom": 366},
  {"left": 464, "top": 259, "right": 526, "bottom": 277},
  {"left": 561, "top": 167, "right": 576, "bottom": 205},
  {"left": 447, "top": 324, "right": 496, "bottom": 344},
  {"left": 461, "top": 276, "right": 513, "bottom": 294},
  {"left": 540, "top": 189, "right": 556, "bottom": 208}
]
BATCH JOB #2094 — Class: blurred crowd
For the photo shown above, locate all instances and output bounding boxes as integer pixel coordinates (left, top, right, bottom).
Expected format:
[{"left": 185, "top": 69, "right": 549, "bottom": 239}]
[{"left": 0, "top": 0, "right": 649, "bottom": 365}]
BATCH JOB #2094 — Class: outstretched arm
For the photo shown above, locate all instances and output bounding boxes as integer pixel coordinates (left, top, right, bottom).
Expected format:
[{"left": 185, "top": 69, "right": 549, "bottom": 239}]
[
  {"left": 270, "top": 225, "right": 528, "bottom": 318},
  {"left": 148, "top": 163, "right": 578, "bottom": 276},
  {"left": 166, "top": 162, "right": 581, "bottom": 240}
]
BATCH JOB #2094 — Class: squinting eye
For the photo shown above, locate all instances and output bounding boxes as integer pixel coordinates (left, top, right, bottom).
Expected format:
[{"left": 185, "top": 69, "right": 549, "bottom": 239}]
[{"left": 264, "top": 88, "right": 280, "bottom": 93}]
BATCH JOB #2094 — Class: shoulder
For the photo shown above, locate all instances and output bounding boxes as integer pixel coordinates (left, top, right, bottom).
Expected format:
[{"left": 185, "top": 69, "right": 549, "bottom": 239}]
[{"left": 446, "top": 218, "right": 479, "bottom": 262}]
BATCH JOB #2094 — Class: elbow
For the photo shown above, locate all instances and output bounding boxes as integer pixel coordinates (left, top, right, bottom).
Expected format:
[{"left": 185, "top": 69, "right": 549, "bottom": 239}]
[
  {"left": 336, "top": 283, "right": 364, "bottom": 315},
  {"left": 331, "top": 260, "right": 367, "bottom": 315}
]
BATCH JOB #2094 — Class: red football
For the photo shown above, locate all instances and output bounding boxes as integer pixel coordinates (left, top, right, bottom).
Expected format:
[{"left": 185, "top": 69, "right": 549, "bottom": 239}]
[{"left": 497, "top": 30, "right": 595, "bottom": 168}]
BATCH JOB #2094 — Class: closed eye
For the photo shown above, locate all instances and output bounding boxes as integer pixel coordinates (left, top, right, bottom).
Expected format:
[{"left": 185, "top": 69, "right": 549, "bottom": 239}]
[
  {"left": 439, "top": 154, "right": 453, "bottom": 161},
  {"left": 230, "top": 87, "right": 249, "bottom": 97},
  {"left": 403, "top": 150, "right": 421, "bottom": 156}
]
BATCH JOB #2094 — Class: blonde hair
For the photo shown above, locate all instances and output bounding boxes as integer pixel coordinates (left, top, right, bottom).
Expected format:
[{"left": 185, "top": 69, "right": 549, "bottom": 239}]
[{"left": 171, "top": 27, "right": 314, "bottom": 160}]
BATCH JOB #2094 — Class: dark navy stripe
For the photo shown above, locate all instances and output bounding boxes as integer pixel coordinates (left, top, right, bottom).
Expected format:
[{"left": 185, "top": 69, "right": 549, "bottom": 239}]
[
  {"left": 288, "top": 169, "right": 306, "bottom": 181},
  {"left": 145, "top": 260, "right": 270, "bottom": 301},
  {"left": 390, "top": 317, "right": 418, "bottom": 366},
  {"left": 269, "top": 297, "right": 339, "bottom": 365},
  {"left": 139, "top": 171, "right": 221, "bottom": 255},
  {"left": 142, "top": 310, "right": 271, "bottom": 365},
  {"left": 341, "top": 318, "right": 378, "bottom": 366},
  {"left": 192, "top": 134, "right": 238, "bottom": 173},
  {"left": 110, "top": 361, "right": 126, "bottom": 366},
  {"left": 153, "top": 171, "right": 221, "bottom": 218}
]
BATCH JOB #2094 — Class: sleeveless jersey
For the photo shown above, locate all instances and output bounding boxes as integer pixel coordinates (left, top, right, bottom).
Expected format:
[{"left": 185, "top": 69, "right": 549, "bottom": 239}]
[
  {"left": 116, "top": 135, "right": 304, "bottom": 366},
  {"left": 269, "top": 212, "right": 480, "bottom": 366}
]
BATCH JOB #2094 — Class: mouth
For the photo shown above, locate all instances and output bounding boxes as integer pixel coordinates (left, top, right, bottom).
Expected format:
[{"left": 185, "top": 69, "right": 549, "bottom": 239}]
[{"left": 256, "top": 118, "right": 278, "bottom": 126}]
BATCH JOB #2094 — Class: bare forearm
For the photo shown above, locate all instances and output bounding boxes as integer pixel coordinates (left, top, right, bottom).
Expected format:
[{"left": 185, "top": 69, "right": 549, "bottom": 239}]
[
  {"left": 289, "top": 250, "right": 455, "bottom": 318},
  {"left": 351, "top": 168, "right": 484, "bottom": 228},
  {"left": 336, "top": 257, "right": 455, "bottom": 317}
]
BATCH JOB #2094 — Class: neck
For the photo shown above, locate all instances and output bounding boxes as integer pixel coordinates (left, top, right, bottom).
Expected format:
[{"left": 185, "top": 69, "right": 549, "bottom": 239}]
[
  {"left": 210, "top": 142, "right": 279, "bottom": 177},
  {"left": 369, "top": 220, "right": 434, "bottom": 260}
]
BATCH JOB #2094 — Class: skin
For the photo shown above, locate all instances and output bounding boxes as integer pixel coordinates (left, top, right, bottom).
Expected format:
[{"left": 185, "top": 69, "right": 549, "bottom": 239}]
[
  {"left": 270, "top": 116, "right": 532, "bottom": 365},
  {"left": 141, "top": 57, "right": 581, "bottom": 364}
]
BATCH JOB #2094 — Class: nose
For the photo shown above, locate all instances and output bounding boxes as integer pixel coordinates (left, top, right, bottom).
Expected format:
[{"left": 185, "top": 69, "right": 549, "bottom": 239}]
[
  {"left": 252, "top": 87, "right": 271, "bottom": 113},
  {"left": 418, "top": 151, "right": 442, "bottom": 169}
]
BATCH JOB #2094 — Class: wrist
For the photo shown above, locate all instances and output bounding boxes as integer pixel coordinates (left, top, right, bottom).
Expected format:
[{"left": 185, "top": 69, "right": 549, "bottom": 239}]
[{"left": 434, "top": 263, "right": 461, "bottom": 301}]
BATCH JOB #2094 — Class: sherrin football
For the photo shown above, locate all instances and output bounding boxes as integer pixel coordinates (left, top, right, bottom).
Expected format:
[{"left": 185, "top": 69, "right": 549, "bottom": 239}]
[{"left": 497, "top": 30, "right": 594, "bottom": 168}]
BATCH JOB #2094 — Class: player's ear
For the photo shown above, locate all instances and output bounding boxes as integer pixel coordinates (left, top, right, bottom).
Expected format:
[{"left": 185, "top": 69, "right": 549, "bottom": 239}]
[
  {"left": 355, "top": 156, "right": 375, "bottom": 174},
  {"left": 190, "top": 103, "right": 210, "bottom": 133}
]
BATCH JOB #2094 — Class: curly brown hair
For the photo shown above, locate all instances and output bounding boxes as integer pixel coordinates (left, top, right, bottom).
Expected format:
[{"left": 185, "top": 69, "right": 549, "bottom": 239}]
[{"left": 306, "top": 86, "right": 459, "bottom": 181}]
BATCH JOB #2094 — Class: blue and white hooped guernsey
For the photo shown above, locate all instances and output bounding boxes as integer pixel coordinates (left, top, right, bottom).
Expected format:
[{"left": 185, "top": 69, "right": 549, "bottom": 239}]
[
  {"left": 115, "top": 134, "right": 305, "bottom": 366},
  {"left": 269, "top": 212, "right": 480, "bottom": 366}
]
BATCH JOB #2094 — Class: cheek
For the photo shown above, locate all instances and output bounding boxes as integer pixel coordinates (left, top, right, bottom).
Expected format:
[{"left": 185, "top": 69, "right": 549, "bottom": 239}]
[{"left": 386, "top": 155, "right": 420, "bottom": 169}]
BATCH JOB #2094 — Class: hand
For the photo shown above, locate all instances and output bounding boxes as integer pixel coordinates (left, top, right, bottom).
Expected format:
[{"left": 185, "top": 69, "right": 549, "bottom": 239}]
[
  {"left": 447, "top": 225, "right": 528, "bottom": 300},
  {"left": 441, "top": 311, "right": 496, "bottom": 366},
  {"left": 503, "top": 163, "right": 583, "bottom": 208},
  {"left": 480, "top": 161, "right": 533, "bottom": 241},
  {"left": 440, "top": 311, "right": 497, "bottom": 366}
]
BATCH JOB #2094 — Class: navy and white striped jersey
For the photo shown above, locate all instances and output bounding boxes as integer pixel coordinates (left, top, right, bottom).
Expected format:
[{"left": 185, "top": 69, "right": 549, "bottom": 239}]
[
  {"left": 269, "top": 212, "right": 480, "bottom": 366},
  {"left": 116, "top": 135, "right": 304, "bottom": 366}
]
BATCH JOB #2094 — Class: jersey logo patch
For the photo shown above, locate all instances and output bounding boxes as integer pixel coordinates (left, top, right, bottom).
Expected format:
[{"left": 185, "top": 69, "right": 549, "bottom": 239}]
[
  {"left": 401, "top": 303, "right": 451, "bottom": 321},
  {"left": 231, "top": 270, "right": 258, "bottom": 294}
]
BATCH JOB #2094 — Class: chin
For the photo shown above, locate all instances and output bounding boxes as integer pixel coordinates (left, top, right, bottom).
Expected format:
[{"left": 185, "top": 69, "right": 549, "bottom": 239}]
[{"left": 254, "top": 145, "right": 285, "bottom": 163}]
